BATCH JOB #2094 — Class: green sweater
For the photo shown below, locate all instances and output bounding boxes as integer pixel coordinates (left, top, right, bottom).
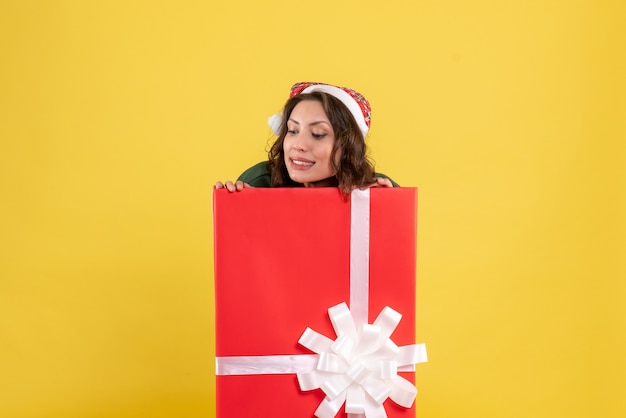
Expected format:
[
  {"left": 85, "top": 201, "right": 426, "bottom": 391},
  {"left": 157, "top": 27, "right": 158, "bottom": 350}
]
[{"left": 237, "top": 161, "right": 399, "bottom": 187}]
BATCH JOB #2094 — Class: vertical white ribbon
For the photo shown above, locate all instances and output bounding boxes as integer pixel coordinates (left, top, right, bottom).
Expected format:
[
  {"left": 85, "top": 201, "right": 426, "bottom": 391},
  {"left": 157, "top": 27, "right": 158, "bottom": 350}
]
[
  {"left": 348, "top": 189, "right": 370, "bottom": 418},
  {"left": 349, "top": 189, "right": 370, "bottom": 329}
]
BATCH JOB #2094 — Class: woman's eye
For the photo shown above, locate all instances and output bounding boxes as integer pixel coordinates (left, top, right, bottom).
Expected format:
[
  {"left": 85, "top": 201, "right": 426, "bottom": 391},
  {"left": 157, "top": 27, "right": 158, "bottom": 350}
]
[
  {"left": 287, "top": 129, "right": 297, "bottom": 135},
  {"left": 312, "top": 133, "right": 327, "bottom": 139}
]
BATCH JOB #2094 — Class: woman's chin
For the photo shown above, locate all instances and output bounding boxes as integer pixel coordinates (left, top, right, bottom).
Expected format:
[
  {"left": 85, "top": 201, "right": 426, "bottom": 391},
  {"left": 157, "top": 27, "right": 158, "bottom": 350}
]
[
  {"left": 287, "top": 170, "right": 312, "bottom": 184},
  {"left": 288, "top": 172, "right": 337, "bottom": 187}
]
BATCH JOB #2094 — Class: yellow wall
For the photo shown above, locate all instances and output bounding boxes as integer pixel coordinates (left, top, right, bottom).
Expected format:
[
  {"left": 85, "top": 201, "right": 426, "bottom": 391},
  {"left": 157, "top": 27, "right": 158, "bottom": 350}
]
[{"left": 1, "top": 1, "right": 624, "bottom": 417}]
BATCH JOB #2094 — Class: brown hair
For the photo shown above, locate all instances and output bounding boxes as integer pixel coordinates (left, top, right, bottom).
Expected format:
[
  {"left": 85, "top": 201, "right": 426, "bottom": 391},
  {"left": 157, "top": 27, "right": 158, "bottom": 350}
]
[{"left": 268, "top": 92, "right": 376, "bottom": 195}]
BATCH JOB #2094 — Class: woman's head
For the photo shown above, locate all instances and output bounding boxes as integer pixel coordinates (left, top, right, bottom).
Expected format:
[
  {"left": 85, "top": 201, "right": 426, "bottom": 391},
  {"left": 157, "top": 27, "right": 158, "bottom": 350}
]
[
  {"left": 281, "top": 97, "right": 337, "bottom": 186},
  {"left": 268, "top": 83, "right": 376, "bottom": 193}
]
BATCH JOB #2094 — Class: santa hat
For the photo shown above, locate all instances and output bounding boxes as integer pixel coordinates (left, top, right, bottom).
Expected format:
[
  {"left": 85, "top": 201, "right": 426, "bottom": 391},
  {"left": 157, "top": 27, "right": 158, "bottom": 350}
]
[{"left": 268, "top": 82, "right": 372, "bottom": 137}]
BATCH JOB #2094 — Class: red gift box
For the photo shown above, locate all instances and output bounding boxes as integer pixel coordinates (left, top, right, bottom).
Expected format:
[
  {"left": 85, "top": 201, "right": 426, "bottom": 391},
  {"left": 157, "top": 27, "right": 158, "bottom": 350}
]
[{"left": 213, "top": 188, "right": 426, "bottom": 417}]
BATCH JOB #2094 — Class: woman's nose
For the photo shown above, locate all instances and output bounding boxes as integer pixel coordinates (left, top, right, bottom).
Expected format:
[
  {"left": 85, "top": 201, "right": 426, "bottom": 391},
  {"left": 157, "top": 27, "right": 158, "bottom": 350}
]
[{"left": 291, "top": 133, "right": 307, "bottom": 151}]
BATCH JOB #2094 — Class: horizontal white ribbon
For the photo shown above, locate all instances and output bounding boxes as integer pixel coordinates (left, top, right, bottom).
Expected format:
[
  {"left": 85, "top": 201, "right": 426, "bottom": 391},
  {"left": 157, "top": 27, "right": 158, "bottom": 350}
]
[
  {"left": 216, "top": 354, "right": 420, "bottom": 376},
  {"left": 216, "top": 354, "right": 319, "bottom": 375}
]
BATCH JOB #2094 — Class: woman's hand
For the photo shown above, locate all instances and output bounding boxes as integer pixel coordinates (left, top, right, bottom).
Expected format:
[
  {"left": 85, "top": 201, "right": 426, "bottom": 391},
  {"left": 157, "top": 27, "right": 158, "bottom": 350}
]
[
  {"left": 214, "top": 180, "right": 252, "bottom": 192},
  {"left": 363, "top": 177, "right": 394, "bottom": 189}
]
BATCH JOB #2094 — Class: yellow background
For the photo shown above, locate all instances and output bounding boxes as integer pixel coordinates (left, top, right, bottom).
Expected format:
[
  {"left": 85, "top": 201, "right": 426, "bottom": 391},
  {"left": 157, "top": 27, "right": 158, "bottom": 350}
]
[{"left": 1, "top": 1, "right": 624, "bottom": 417}]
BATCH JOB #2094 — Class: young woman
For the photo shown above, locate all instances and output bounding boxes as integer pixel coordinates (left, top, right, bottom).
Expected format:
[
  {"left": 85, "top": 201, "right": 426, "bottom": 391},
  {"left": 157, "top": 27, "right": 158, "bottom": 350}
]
[{"left": 215, "top": 82, "right": 397, "bottom": 194}]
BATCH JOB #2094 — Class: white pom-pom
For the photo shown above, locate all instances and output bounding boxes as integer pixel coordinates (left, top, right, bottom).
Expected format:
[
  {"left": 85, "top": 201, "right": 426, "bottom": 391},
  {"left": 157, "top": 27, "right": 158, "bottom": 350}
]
[{"left": 267, "top": 113, "right": 283, "bottom": 136}]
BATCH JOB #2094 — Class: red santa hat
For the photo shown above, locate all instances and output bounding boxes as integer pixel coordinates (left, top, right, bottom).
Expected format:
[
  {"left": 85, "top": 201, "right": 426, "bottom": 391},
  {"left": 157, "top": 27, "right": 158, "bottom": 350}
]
[{"left": 268, "top": 82, "right": 372, "bottom": 137}]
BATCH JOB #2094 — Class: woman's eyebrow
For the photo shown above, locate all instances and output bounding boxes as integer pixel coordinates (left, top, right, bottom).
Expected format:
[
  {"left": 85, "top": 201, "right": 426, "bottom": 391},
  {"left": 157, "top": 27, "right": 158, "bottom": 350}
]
[
  {"left": 310, "top": 121, "right": 330, "bottom": 126},
  {"left": 287, "top": 118, "right": 330, "bottom": 126}
]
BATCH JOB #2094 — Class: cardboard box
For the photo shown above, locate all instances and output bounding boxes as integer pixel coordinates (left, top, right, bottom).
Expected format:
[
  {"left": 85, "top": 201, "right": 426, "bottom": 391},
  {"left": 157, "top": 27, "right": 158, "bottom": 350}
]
[{"left": 213, "top": 188, "right": 423, "bottom": 417}]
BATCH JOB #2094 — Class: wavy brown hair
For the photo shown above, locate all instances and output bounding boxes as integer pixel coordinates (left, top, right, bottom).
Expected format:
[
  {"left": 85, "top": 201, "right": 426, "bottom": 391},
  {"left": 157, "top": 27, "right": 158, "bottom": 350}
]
[{"left": 268, "top": 92, "right": 376, "bottom": 195}]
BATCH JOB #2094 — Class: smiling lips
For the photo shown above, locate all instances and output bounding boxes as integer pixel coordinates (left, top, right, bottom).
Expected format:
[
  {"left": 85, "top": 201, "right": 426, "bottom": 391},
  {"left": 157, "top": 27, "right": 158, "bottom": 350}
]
[{"left": 290, "top": 157, "right": 314, "bottom": 169}]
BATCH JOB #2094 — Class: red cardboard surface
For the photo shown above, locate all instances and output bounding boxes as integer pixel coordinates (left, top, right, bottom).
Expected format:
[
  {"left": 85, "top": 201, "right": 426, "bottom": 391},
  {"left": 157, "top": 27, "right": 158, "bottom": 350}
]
[{"left": 213, "top": 188, "right": 417, "bottom": 417}]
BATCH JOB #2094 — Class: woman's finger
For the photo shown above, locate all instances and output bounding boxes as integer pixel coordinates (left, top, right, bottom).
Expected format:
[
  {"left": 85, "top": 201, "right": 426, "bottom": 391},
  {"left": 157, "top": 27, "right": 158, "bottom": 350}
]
[
  {"left": 225, "top": 181, "right": 236, "bottom": 192},
  {"left": 376, "top": 177, "right": 393, "bottom": 188}
]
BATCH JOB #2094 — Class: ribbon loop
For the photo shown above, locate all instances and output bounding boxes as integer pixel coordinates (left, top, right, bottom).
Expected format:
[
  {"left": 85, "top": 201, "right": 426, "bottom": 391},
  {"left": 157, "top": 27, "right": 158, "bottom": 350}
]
[
  {"left": 345, "top": 385, "right": 366, "bottom": 414},
  {"left": 379, "top": 360, "right": 398, "bottom": 380},
  {"left": 317, "top": 352, "right": 348, "bottom": 373},
  {"left": 321, "top": 374, "right": 352, "bottom": 399},
  {"left": 346, "top": 362, "right": 371, "bottom": 384},
  {"left": 376, "top": 339, "right": 400, "bottom": 359},
  {"left": 299, "top": 327, "right": 335, "bottom": 353},
  {"left": 362, "top": 377, "right": 392, "bottom": 405},
  {"left": 297, "top": 369, "right": 336, "bottom": 391},
  {"left": 397, "top": 343, "right": 428, "bottom": 366},
  {"left": 332, "top": 334, "right": 355, "bottom": 361},
  {"left": 388, "top": 376, "right": 418, "bottom": 408},
  {"left": 363, "top": 399, "right": 388, "bottom": 418},
  {"left": 373, "top": 306, "right": 402, "bottom": 341},
  {"left": 329, "top": 302, "right": 357, "bottom": 340},
  {"left": 357, "top": 324, "right": 383, "bottom": 355},
  {"left": 314, "top": 393, "right": 346, "bottom": 418}
]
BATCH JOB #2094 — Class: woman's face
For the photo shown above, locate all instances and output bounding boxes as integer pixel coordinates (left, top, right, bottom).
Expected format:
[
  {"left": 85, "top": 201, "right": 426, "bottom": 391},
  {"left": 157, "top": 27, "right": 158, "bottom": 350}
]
[{"left": 283, "top": 99, "right": 338, "bottom": 186}]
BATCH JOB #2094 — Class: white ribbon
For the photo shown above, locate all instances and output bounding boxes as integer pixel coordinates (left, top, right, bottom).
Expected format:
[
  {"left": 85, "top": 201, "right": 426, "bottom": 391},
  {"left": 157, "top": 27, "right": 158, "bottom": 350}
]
[
  {"left": 350, "top": 189, "right": 370, "bottom": 328},
  {"left": 215, "top": 189, "right": 427, "bottom": 417}
]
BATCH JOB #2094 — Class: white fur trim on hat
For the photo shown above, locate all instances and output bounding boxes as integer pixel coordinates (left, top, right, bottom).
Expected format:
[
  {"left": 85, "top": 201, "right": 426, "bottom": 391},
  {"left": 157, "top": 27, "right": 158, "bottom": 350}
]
[
  {"left": 302, "top": 84, "right": 369, "bottom": 137},
  {"left": 268, "top": 113, "right": 283, "bottom": 136}
]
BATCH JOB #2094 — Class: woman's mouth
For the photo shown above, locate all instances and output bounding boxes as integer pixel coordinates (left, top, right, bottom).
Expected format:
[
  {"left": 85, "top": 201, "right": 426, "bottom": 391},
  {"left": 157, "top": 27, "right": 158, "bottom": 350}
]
[{"left": 290, "top": 158, "right": 314, "bottom": 168}]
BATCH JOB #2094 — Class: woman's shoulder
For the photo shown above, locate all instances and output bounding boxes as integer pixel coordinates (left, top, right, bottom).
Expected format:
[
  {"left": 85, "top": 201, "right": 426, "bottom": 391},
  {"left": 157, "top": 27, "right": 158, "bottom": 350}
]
[
  {"left": 237, "top": 161, "right": 272, "bottom": 187},
  {"left": 374, "top": 172, "right": 400, "bottom": 187}
]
